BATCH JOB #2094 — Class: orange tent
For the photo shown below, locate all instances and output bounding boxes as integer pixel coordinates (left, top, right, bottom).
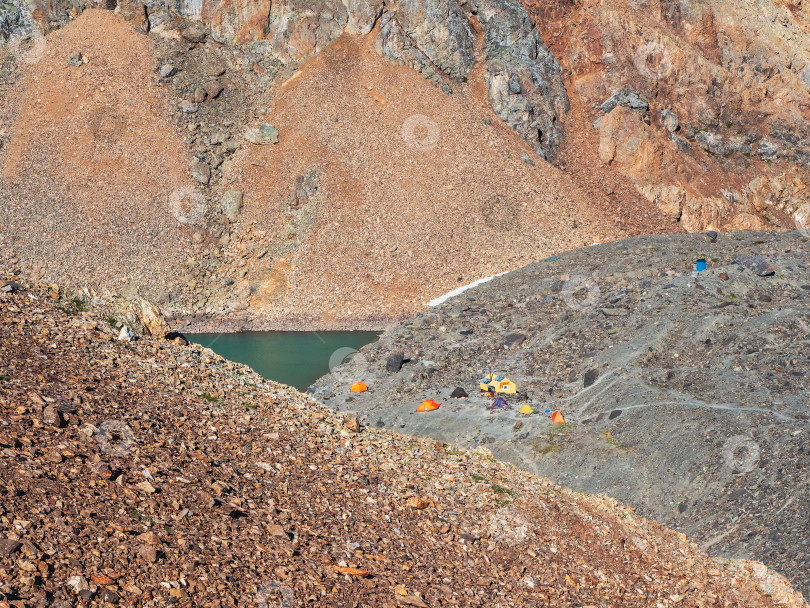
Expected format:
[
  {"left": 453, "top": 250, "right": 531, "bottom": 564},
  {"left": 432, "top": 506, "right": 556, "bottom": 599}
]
[
  {"left": 417, "top": 399, "right": 440, "bottom": 412},
  {"left": 350, "top": 382, "right": 368, "bottom": 393},
  {"left": 551, "top": 410, "right": 566, "bottom": 424}
]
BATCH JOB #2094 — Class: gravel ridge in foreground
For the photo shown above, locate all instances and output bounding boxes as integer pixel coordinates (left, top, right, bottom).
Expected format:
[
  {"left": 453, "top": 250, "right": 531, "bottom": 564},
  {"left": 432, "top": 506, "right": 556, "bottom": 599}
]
[{"left": 0, "top": 275, "right": 806, "bottom": 607}]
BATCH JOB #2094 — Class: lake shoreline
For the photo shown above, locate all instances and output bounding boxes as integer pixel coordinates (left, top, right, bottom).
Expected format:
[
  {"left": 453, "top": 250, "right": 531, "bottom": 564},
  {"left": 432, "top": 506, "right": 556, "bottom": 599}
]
[
  {"left": 171, "top": 311, "right": 399, "bottom": 335},
  {"left": 187, "top": 330, "right": 382, "bottom": 390}
]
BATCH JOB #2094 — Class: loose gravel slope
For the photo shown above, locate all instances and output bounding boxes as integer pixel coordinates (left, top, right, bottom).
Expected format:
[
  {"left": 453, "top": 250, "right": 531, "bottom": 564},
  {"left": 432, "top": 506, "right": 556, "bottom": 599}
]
[
  {"left": 313, "top": 230, "right": 810, "bottom": 596},
  {"left": 0, "top": 275, "right": 807, "bottom": 607}
]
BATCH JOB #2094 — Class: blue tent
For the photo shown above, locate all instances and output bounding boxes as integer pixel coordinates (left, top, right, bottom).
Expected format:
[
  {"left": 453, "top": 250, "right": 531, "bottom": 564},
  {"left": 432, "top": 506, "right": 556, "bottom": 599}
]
[{"left": 491, "top": 397, "right": 508, "bottom": 409}]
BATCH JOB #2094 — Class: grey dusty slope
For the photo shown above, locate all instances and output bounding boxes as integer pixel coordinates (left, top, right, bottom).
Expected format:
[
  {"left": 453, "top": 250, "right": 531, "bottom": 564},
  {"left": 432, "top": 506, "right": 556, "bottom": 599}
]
[{"left": 312, "top": 230, "right": 810, "bottom": 596}]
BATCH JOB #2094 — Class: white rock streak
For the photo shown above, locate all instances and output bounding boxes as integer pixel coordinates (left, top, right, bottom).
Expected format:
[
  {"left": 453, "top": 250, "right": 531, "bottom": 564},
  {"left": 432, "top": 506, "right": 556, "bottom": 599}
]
[{"left": 428, "top": 271, "right": 510, "bottom": 307}]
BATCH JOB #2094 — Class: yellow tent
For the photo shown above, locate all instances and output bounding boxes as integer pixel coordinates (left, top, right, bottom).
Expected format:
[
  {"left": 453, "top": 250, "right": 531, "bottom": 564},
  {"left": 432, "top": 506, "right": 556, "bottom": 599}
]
[
  {"left": 478, "top": 374, "right": 517, "bottom": 394},
  {"left": 518, "top": 404, "right": 534, "bottom": 414}
]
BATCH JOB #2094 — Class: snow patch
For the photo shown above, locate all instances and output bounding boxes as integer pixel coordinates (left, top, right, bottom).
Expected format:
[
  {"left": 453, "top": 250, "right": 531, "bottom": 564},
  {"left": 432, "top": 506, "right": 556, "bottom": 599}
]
[{"left": 428, "top": 271, "right": 511, "bottom": 307}]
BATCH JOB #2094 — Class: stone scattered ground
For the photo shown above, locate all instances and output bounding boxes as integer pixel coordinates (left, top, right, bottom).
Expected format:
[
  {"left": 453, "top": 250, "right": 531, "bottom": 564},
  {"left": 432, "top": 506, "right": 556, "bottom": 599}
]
[
  {"left": 1, "top": 274, "right": 809, "bottom": 607},
  {"left": 312, "top": 230, "right": 810, "bottom": 596},
  {"left": 205, "top": 31, "right": 677, "bottom": 330},
  {"left": 0, "top": 10, "right": 196, "bottom": 304}
]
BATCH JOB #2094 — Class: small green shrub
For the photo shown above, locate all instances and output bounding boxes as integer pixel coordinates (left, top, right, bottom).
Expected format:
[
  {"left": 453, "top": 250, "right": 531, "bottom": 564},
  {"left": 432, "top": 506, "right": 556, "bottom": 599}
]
[{"left": 491, "top": 483, "right": 517, "bottom": 498}]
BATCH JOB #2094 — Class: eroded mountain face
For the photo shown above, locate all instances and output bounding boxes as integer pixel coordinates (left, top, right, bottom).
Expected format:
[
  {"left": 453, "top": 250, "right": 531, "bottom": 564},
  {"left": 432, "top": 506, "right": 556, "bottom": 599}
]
[
  {"left": 526, "top": 0, "right": 810, "bottom": 231},
  {"left": 4, "top": 0, "right": 569, "bottom": 159},
  {"left": 1, "top": 5, "right": 668, "bottom": 328},
  {"left": 0, "top": 0, "right": 807, "bottom": 326},
  {"left": 6, "top": 0, "right": 809, "bottom": 228}
]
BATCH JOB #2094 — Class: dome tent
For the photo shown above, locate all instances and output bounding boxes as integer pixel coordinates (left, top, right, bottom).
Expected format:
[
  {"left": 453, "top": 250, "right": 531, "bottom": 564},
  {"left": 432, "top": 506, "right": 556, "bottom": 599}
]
[
  {"left": 417, "top": 399, "right": 440, "bottom": 412},
  {"left": 350, "top": 382, "right": 368, "bottom": 393}
]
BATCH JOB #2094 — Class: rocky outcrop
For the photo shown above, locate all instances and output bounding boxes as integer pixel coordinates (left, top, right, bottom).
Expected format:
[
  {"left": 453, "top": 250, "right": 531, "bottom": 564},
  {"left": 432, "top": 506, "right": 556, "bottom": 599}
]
[
  {"left": 525, "top": 0, "right": 810, "bottom": 231},
  {"left": 345, "top": 0, "right": 384, "bottom": 35},
  {"left": 376, "top": 0, "right": 475, "bottom": 86},
  {"left": 113, "top": 296, "right": 172, "bottom": 337},
  {"left": 0, "top": 0, "right": 35, "bottom": 41},
  {"left": 475, "top": 0, "right": 569, "bottom": 159},
  {"left": 265, "top": 0, "right": 349, "bottom": 62},
  {"left": 206, "top": 0, "right": 272, "bottom": 44}
]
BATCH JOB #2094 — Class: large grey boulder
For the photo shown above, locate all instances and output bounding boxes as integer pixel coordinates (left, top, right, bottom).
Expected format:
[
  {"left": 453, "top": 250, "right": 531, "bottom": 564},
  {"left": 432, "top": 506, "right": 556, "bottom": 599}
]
[{"left": 221, "top": 190, "right": 243, "bottom": 221}]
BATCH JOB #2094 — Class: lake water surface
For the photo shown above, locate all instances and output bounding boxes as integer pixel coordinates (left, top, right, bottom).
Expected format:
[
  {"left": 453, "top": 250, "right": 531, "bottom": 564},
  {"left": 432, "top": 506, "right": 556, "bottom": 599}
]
[{"left": 189, "top": 331, "right": 380, "bottom": 390}]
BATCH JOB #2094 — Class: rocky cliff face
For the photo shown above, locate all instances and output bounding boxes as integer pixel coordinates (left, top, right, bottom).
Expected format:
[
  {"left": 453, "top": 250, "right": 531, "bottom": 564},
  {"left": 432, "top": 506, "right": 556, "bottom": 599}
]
[
  {"left": 476, "top": 0, "right": 569, "bottom": 158},
  {"left": 3, "top": 0, "right": 809, "bottom": 226},
  {"left": 525, "top": 0, "right": 810, "bottom": 230},
  {"left": 2, "top": 0, "right": 570, "bottom": 159},
  {"left": 5, "top": 0, "right": 808, "bottom": 223}
]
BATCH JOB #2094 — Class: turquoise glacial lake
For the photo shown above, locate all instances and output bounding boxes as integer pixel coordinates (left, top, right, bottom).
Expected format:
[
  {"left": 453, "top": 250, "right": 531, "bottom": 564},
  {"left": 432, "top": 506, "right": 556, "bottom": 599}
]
[{"left": 188, "top": 331, "right": 380, "bottom": 391}]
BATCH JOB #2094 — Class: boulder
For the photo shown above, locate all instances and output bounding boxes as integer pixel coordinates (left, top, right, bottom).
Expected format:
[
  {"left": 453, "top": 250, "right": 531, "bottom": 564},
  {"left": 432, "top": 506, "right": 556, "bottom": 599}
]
[
  {"left": 181, "top": 22, "right": 208, "bottom": 43},
  {"left": 1, "top": 281, "right": 24, "bottom": 293},
  {"left": 659, "top": 109, "right": 680, "bottom": 133},
  {"left": 159, "top": 64, "right": 177, "bottom": 78},
  {"left": 192, "top": 87, "right": 208, "bottom": 104},
  {"left": 221, "top": 190, "right": 243, "bottom": 221},
  {"left": 190, "top": 159, "right": 211, "bottom": 184},
  {"left": 204, "top": 80, "right": 225, "bottom": 100},
  {"left": 245, "top": 123, "right": 279, "bottom": 145},
  {"left": 113, "top": 298, "right": 171, "bottom": 338},
  {"left": 735, "top": 255, "right": 775, "bottom": 277},
  {"left": 179, "top": 100, "right": 198, "bottom": 114},
  {"left": 385, "top": 351, "right": 405, "bottom": 373},
  {"left": 0, "top": 539, "right": 22, "bottom": 555}
]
